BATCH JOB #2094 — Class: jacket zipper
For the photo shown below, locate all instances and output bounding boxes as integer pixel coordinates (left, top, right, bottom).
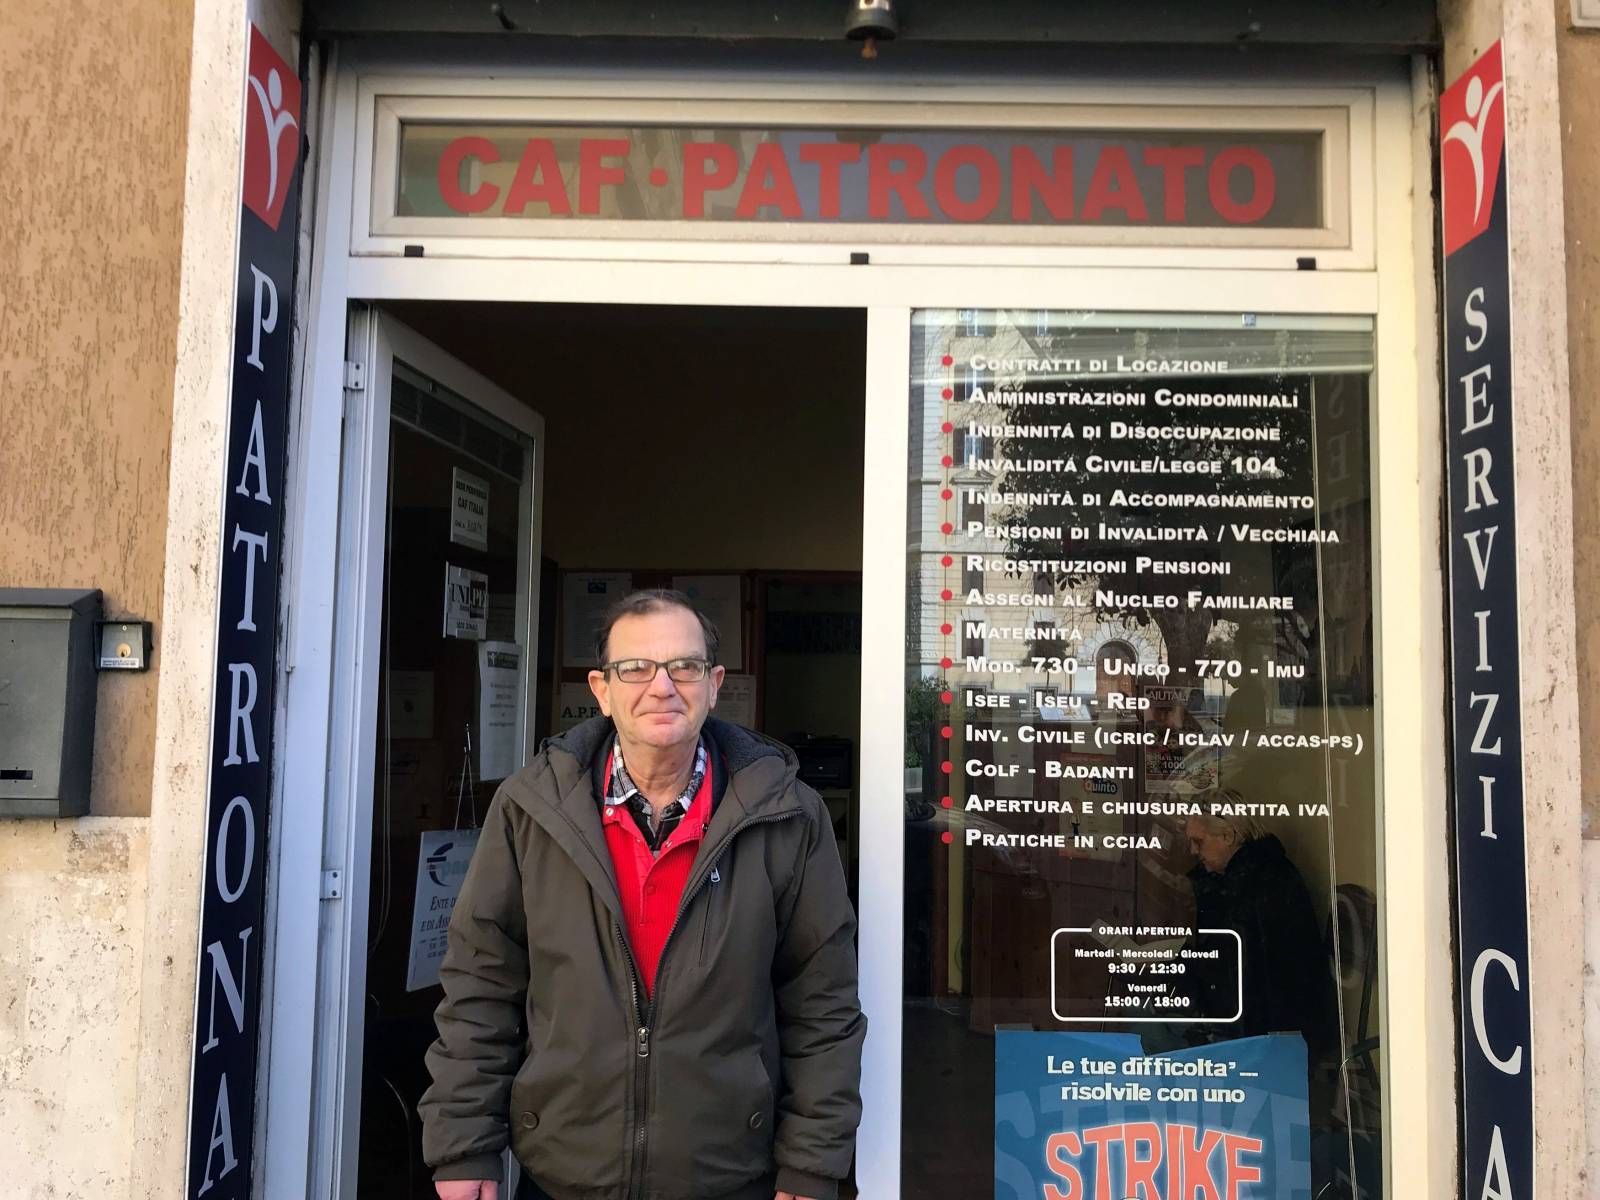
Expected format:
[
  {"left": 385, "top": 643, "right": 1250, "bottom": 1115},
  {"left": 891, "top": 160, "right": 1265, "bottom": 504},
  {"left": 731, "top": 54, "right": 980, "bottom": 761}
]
[
  {"left": 698, "top": 860, "right": 721, "bottom": 966},
  {"left": 623, "top": 809, "right": 801, "bottom": 1200},
  {"left": 614, "top": 920, "right": 649, "bottom": 1200}
]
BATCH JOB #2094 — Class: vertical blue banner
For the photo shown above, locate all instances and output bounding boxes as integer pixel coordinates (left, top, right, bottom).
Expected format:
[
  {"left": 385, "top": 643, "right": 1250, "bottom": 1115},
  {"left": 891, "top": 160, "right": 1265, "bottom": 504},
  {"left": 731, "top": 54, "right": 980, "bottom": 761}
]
[
  {"left": 1440, "top": 39, "right": 1535, "bottom": 1200},
  {"left": 996, "top": 1032, "right": 1310, "bottom": 1200},
  {"left": 186, "top": 25, "right": 302, "bottom": 1200}
]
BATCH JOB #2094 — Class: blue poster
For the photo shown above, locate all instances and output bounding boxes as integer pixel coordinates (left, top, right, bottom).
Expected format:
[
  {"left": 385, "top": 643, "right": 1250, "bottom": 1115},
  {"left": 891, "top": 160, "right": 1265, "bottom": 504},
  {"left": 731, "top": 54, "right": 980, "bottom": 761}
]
[{"left": 996, "top": 1032, "right": 1310, "bottom": 1200}]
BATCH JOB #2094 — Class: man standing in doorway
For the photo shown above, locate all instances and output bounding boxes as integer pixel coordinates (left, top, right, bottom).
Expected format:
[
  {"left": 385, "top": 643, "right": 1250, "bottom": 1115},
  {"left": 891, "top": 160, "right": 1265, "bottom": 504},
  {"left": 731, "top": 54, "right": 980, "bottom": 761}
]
[{"left": 421, "top": 589, "right": 866, "bottom": 1200}]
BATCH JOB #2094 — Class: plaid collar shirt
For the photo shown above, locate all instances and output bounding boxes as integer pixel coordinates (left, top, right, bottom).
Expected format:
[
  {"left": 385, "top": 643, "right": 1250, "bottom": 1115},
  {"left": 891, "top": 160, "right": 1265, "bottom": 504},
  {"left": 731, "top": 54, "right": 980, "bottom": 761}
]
[{"left": 604, "top": 736, "right": 709, "bottom": 855}]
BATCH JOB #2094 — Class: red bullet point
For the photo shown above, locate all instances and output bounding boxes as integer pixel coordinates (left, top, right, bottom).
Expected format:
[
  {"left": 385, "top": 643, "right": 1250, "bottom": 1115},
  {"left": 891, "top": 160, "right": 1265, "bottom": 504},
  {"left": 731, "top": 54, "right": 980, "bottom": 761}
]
[
  {"left": 940, "top": 656, "right": 953, "bottom": 668},
  {"left": 941, "top": 555, "right": 953, "bottom": 566},
  {"left": 941, "top": 455, "right": 953, "bottom": 467},
  {"left": 941, "top": 522, "right": 953, "bottom": 534},
  {"left": 941, "top": 355, "right": 954, "bottom": 366},
  {"left": 941, "top": 831, "right": 953, "bottom": 844},
  {"left": 940, "top": 622, "right": 953, "bottom": 634},
  {"left": 941, "top": 421, "right": 953, "bottom": 433},
  {"left": 942, "top": 387, "right": 953, "bottom": 400},
  {"left": 941, "top": 795, "right": 953, "bottom": 808},
  {"left": 941, "top": 589, "right": 952, "bottom": 600},
  {"left": 941, "top": 690, "right": 953, "bottom": 703},
  {"left": 941, "top": 761, "right": 953, "bottom": 774},
  {"left": 941, "top": 725, "right": 952, "bottom": 737},
  {"left": 941, "top": 488, "right": 953, "bottom": 500}
]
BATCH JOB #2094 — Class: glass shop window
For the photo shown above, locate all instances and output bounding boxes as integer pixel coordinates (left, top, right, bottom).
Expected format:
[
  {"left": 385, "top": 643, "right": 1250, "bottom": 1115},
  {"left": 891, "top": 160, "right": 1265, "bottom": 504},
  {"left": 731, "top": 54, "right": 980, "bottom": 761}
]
[{"left": 903, "top": 310, "right": 1381, "bottom": 1200}]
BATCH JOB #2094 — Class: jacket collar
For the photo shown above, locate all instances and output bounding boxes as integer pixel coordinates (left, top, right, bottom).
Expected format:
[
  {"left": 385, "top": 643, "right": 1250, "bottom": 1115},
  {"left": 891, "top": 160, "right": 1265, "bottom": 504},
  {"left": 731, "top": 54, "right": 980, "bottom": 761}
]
[
  {"left": 548, "top": 714, "right": 798, "bottom": 808},
  {"left": 505, "top": 716, "right": 803, "bottom": 918}
]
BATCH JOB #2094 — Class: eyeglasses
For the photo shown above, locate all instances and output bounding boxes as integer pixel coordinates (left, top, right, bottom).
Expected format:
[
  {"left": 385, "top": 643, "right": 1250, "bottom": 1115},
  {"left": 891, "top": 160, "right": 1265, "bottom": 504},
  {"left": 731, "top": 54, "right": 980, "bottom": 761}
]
[{"left": 601, "top": 657, "right": 714, "bottom": 684}]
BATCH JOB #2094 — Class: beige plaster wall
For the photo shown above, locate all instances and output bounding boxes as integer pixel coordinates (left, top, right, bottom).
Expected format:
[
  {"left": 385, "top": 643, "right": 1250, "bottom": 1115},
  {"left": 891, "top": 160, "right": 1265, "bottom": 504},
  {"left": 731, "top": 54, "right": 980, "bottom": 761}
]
[
  {"left": 1556, "top": 0, "right": 1600, "bottom": 1185},
  {"left": 0, "top": 0, "right": 194, "bottom": 819},
  {"left": 1557, "top": 6, "right": 1600, "bottom": 839},
  {"left": 0, "top": 819, "right": 149, "bottom": 1196},
  {"left": 0, "top": 2, "right": 192, "bottom": 1195}
]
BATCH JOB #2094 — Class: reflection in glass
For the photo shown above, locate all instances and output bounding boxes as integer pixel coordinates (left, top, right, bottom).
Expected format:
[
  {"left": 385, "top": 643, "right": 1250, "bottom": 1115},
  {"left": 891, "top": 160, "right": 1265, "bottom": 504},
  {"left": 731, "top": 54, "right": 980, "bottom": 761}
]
[{"left": 903, "top": 311, "right": 1380, "bottom": 1199}]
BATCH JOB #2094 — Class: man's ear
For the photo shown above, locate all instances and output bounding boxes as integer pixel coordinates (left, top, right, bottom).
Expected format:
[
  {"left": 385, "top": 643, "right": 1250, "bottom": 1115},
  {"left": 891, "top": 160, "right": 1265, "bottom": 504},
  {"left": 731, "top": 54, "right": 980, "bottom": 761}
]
[
  {"left": 707, "top": 664, "right": 726, "bottom": 708},
  {"left": 587, "top": 669, "right": 612, "bottom": 716}
]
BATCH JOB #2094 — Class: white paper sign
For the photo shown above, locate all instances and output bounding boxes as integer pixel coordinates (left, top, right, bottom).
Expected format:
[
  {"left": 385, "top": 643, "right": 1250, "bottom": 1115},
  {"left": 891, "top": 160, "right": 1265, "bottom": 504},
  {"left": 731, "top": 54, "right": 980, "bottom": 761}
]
[
  {"left": 715, "top": 673, "right": 757, "bottom": 728},
  {"left": 444, "top": 563, "right": 488, "bottom": 640},
  {"left": 558, "top": 681, "right": 604, "bottom": 731},
  {"left": 450, "top": 467, "right": 490, "bottom": 550},
  {"left": 672, "top": 574, "right": 743, "bottom": 669},
  {"left": 406, "top": 827, "right": 481, "bottom": 991},
  {"left": 478, "top": 641, "right": 521, "bottom": 781},
  {"left": 562, "top": 572, "right": 632, "bottom": 666},
  {"left": 389, "top": 670, "right": 434, "bottom": 739}
]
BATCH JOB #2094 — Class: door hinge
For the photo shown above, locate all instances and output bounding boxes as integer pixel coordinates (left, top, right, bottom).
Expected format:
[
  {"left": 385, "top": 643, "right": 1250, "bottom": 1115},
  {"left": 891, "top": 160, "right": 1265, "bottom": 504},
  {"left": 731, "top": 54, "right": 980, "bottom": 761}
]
[
  {"left": 320, "top": 868, "right": 344, "bottom": 900},
  {"left": 343, "top": 360, "right": 366, "bottom": 391}
]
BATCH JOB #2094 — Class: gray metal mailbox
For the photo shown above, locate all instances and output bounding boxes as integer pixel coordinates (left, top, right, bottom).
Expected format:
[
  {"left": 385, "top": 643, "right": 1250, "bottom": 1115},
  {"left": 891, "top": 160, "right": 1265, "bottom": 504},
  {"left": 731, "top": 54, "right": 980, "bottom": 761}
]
[{"left": 0, "top": 588, "right": 102, "bottom": 817}]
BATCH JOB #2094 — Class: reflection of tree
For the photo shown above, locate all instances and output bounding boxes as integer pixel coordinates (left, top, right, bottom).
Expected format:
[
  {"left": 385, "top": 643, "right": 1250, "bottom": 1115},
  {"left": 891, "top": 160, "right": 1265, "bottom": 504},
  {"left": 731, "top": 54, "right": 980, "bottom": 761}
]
[
  {"left": 905, "top": 676, "right": 944, "bottom": 768},
  {"left": 988, "top": 373, "right": 1315, "bottom": 675}
]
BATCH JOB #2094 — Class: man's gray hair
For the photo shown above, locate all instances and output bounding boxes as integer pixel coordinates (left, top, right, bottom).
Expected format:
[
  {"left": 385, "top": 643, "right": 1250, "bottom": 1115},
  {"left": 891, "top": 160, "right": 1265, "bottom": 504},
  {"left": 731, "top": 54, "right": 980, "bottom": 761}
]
[
  {"left": 593, "top": 588, "right": 721, "bottom": 667},
  {"left": 1190, "top": 788, "right": 1267, "bottom": 844}
]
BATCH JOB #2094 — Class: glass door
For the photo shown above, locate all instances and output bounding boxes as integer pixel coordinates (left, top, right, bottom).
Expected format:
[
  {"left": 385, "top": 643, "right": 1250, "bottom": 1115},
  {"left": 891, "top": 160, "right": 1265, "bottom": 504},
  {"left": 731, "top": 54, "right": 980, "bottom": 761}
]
[
  {"left": 316, "top": 311, "right": 544, "bottom": 1199},
  {"left": 884, "top": 309, "right": 1385, "bottom": 1199}
]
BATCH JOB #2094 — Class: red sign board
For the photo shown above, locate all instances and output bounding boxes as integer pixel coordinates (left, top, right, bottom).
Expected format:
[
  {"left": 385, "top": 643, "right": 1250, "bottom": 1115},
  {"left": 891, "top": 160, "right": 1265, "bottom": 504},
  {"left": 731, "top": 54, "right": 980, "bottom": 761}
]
[
  {"left": 242, "top": 27, "right": 302, "bottom": 231},
  {"left": 395, "top": 124, "right": 1326, "bottom": 230},
  {"left": 1440, "top": 42, "right": 1506, "bottom": 256}
]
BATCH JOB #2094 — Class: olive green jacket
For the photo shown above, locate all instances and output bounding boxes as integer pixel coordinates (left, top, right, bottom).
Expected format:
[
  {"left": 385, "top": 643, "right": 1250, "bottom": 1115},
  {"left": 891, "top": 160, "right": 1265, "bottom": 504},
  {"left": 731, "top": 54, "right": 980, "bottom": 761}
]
[{"left": 419, "top": 716, "right": 865, "bottom": 1200}]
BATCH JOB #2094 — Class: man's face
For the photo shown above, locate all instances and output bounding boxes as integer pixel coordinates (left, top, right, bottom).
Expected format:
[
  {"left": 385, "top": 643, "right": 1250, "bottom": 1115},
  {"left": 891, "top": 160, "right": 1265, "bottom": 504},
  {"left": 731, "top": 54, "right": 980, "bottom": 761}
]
[
  {"left": 587, "top": 607, "right": 724, "bottom": 752},
  {"left": 1185, "top": 817, "right": 1238, "bottom": 874}
]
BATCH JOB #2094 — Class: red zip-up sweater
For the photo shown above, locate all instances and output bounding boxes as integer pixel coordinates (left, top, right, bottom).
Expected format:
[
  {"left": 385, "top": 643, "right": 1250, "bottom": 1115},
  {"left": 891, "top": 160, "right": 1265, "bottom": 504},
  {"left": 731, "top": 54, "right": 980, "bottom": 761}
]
[{"left": 600, "top": 748, "right": 714, "bottom": 997}]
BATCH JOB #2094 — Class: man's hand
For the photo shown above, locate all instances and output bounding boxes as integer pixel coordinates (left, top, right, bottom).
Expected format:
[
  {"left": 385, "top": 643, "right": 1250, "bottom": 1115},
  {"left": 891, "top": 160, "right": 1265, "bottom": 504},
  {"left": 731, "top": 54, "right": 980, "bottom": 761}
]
[{"left": 436, "top": 1182, "right": 498, "bottom": 1200}]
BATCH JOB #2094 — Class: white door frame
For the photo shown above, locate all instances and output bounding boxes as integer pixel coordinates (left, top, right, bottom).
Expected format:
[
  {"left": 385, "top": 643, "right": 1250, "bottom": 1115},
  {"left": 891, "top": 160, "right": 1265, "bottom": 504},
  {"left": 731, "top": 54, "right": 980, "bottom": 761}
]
[
  {"left": 311, "top": 308, "right": 545, "bottom": 1199},
  {"left": 261, "top": 46, "right": 1449, "bottom": 1200}
]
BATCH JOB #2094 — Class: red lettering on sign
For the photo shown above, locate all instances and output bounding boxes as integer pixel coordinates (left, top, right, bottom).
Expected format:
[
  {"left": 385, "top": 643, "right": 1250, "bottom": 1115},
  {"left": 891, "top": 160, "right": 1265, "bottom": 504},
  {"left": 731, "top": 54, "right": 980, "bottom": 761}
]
[
  {"left": 1121, "top": 1121, "right": 1162, "bottom": 1199},
  {"left": 868, "top": 144, "right": 931, "bottom": 219},
  {"left": 438, "top": 137, "right": 501, "bottom": 214},
  {"left": 1208, "top": 147, "right": 1275, "bottom": 223},
  {"left": 578, "top": 138, "right": 630, "bottom": 215},
  {"left": 735, "top": 143, "right": 803, "bottom": 218},
  {"left": 1083, "top": 147, "right": 1149, "bottom": 222},
  {"left": 503, "top": 138, "right": 570, "bottom": 216},
  {"left": 1037, "top": 1121, "right": 1263, "bottom": 1200},
  {"left": 1175, "top": 1123, "right": 1225, "bottom": 1200},
  {"left": 1080, "top": 1125, "right": 1119, "bottom": 1199},
  {"left": 933, "top": 145, "right": 1001, "bottom": 222},
  {"left": 1221, "top": 1133, "right": 1264, "bottom": 1200},
  {"left": 1042, "top": 1131, "right": 1085, "bottom": 1200},
  {"left": 1010, "top": 146, "right": 1074, "bottom": 221},
  {"left": 683, "top": 142, "right": 739, "bottom": 218},
  {"left": 798, "top": 143, "right": 860, "bottom": 218},
  {"left": 1143, "top": 146, "right": 1205, "bottom": 222}
]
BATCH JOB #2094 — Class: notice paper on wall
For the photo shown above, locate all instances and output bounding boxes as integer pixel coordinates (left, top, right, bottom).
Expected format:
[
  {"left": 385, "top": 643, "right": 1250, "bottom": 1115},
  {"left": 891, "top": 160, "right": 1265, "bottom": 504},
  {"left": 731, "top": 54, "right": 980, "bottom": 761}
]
[
  {"left": 443, "top": 563, "right": 488, "bottom": 640},
  {"left": 715, "top": 673, "right": 757, "bottom": 728},
  {"left": 994, "top": 1031, "right": 1310, "bottom": 1200},
  {"left": 388, "top": 670, "right": 435, "bottom": 739},
  {"left": 478, "top": 641, "right": 521, "bottom": 781},
  {"left": 558, "top": 681, "right": 604, "bottom": 732},
  {"left": 672, "top": 574, "right": 743, "bottom": 669},
  {"left": 406, "top": 827, "right": 482, "bottom": 991},
  {"left": 563, "top": 572, "right": 632, "bottom": 666},
  {"left": 450, "top": 466, "right": 490, "bottom": 550}
]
